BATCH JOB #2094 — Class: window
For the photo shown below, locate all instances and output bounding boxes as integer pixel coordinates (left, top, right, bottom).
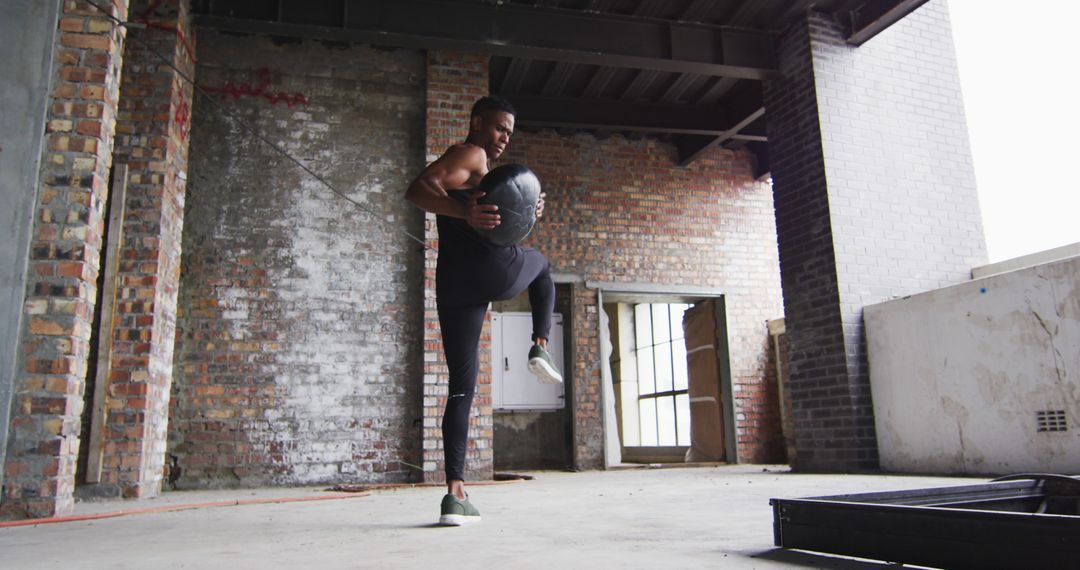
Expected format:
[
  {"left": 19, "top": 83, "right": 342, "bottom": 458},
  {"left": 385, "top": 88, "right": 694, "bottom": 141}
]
[{"left": 634, "top": 303, "right": 691, "bottom": 446}]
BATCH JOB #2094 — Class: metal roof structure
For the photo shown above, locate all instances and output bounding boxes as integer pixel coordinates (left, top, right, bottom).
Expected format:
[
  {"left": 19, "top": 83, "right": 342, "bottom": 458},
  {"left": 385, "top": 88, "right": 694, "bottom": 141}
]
[{"left": 192, "top": 0, "right": 929, "bottom": 174}]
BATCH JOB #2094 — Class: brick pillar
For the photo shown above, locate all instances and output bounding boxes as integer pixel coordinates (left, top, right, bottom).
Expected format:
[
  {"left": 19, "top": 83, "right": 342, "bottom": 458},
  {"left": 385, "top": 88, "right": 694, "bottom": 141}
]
[
  {"left": 95, "top": 0, "right": 194, "bottom": 498},
  {"left": 764, "top": 2, "right": 985, "bottom": 472},
  {"left": 571, "top": 286, "right": 602, "bottom": 470},
  {"left": 1, "top": 0, "right": 130, "bottom": 519},
  {"left": 421, "top": 52, "right": 492, "bottom": 483}
]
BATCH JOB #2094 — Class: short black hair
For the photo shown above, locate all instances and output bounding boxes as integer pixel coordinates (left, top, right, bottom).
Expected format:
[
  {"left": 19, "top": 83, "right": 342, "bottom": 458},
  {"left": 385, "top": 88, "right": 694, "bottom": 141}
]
[{"left": 471, "top": 95, "right": 516, "bottom": 119}]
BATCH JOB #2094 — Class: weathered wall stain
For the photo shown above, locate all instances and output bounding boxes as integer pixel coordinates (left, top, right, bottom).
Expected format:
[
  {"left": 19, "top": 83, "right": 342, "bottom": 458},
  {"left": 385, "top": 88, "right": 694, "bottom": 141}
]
[{"left": 866, "top": 255, "right": 1080, "bottom": 475}]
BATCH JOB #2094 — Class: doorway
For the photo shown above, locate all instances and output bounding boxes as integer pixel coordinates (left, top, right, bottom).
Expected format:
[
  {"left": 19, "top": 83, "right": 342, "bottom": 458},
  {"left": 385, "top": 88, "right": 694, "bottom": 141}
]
[
  {"left": 602, "top": 292, "right": 734, "bottom": 465},
  {"left": 490, "top": 283, "right": 574, "bottom": 472}
]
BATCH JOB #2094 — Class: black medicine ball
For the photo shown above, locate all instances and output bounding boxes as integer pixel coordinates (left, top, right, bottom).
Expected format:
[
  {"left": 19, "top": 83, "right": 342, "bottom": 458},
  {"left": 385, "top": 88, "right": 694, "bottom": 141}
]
[{"left": 475, "top": 164, "right": 542, "bottom": 246}]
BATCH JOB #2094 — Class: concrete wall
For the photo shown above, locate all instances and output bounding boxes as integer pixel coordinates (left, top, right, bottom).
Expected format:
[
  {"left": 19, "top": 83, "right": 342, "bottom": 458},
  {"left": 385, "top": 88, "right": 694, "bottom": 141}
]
[
  {"left": 866, "top": 255, "right": 1080, "bottom": 475},
  {"left": 972, "top": 241, "right": 1080, "bottom": 280},
  {"left": 171, "top": 31, "right": 426, "bottom": 487},
  {"left": 0, "top": 0, "right": 60, "bottom": 497}
]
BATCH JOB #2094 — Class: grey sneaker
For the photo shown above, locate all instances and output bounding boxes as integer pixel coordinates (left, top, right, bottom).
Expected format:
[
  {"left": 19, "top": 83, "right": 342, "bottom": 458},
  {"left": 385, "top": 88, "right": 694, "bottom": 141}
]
[
  {"left": 527, "top": 344, "right": 563, "bottom": 384},
  {"left": 439, "top": 493, "right": 481, "bottom": 526}
]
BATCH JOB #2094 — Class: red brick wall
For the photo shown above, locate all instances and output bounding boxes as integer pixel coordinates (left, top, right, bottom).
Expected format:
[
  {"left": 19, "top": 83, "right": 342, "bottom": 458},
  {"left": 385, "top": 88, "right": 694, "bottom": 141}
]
[
  {"left": 103, "top": 0, "right": 194, "bottom": 498},
  {"left": 418, "top": 55, "right": 786, "bottom": 471},
  {"left": 2, "top": 0, "right": 130, "bottom": 519},
  {"left": 502, "top": 132, "right": 787, "bottom": 465},
  {"left": 421, "top": 52, "right": 493, "bottom": 482}
]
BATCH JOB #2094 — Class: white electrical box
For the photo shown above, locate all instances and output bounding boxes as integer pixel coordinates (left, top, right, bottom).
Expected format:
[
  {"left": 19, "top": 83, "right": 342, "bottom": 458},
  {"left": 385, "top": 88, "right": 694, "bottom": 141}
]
[{"left": 491, "top": 312, "right": 565, "bottom": 410}]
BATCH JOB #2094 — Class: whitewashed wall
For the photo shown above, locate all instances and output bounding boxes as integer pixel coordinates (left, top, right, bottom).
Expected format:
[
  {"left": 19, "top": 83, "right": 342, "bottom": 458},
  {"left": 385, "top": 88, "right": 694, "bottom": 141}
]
[{"left": 865, "top": 255, "right": 1080, "bottom": 475}]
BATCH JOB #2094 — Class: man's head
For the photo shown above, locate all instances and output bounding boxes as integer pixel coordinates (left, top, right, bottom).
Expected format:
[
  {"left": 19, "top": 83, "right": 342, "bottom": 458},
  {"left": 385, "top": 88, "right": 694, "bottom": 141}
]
[{"left": 468, "top": 96, "right": 516, "bottom": 160}]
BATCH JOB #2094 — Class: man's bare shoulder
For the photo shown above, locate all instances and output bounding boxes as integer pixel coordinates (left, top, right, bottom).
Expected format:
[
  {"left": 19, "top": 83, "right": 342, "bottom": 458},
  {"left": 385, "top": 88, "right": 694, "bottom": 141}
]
[{"left": 441, "top": 143, "right": 487, "bottom": 164}]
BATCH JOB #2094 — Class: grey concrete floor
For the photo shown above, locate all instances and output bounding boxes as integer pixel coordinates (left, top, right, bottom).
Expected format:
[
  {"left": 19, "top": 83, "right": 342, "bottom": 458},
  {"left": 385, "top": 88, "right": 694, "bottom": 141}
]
[{"left": 0, "top": 464, "right": 984, "bottom": 569}]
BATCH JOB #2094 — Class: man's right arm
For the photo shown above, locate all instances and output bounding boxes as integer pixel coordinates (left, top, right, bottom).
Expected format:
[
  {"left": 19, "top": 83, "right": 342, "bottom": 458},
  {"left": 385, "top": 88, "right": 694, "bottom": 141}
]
[{"left": 406, "top": 145, "right": 500, "bottom": 229}]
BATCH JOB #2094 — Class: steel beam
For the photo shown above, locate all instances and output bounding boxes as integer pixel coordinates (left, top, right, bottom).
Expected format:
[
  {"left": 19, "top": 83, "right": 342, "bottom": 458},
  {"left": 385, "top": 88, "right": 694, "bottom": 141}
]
[
  {"left": 508, "top": 95, "right": 730, "bottom": 136},
  {"left": 581, "top": 66, "right": 617, "bottom": 99},
  {"left": 845, "top": 0, "right": 931, "bottom": 46},
  {"left": 674, "top": 81, "right": 764, "bottom": 165},
  {"left": 195, "top": 0, "right": 779, "bottom": 79},
  {"left": 674, "top": 106, "right": 762, "bottom": 165}
]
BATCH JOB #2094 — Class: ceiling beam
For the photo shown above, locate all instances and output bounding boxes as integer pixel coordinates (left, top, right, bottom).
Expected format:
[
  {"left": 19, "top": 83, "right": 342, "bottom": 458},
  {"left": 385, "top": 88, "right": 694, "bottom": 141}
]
[
  {"left": 680, "top": 0, "right": 720, "bottom": 23},
  {"left": 633, "top": 0, "right": 667, "bottom": 18},
  {"left": 500, "top": 58, "right": 532, "bottom": 93},
  {"left": 675, "top": 81, "right": 764, "bottom": 165},
  {"left": 621, "top": 70, "right": 661, "bottom": 101},
  {"left": 196, "top": 0, "right": 779, "bottom": 79},
  {"left": 659, "top": 74, "right": 700, "bottom": 104},
  {"left": 506, "top": 79, "right": 763, "bottom": 141},
  {"left": 585, "top": 0, "right": 616, "bottom": 13},
  {"left": 581, "top": 66, "right": 617, "bottom": 98},
  {"left": 696, "top": 76, "right": 738, "bottom": 104},
  {"left": 675, "top": 106, "right": 763, "bottom": 165},
  {"left": 542, "top": 62, "right": 577, "bottom": 96},
  {"left": 508, "top": 94, "right": 732, "bottom": 135},
  {"left": 777, "top": 0, "right": 818, "bottom": 27},
  {"left": 845, "top": 0, "right": 931, "bottom": 46}
]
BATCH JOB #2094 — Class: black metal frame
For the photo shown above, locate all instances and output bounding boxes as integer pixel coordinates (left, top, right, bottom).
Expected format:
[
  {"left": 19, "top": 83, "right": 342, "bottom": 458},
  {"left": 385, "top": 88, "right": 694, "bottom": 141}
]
[{"left": 770, "top": 475, "right": 1080, "bottom": 569}]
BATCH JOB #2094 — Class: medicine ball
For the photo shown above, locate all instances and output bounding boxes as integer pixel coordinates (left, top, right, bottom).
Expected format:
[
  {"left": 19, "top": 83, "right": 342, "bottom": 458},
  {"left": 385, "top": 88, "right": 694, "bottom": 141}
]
[{"left": 475, "top": 164, "right": 542, "bottom": 246}]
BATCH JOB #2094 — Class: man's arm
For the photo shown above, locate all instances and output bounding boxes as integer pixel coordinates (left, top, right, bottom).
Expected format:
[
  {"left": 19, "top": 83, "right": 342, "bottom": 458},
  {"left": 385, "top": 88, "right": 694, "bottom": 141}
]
[{"left": 406, "top": 145, "right": 500, "bottom": 229}]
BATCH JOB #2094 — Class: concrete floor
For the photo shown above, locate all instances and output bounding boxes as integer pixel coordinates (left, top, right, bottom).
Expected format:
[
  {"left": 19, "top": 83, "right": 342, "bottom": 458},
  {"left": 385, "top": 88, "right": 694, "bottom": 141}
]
[{"left": 0, "top": 465, "right": 984, "bottom": 569}]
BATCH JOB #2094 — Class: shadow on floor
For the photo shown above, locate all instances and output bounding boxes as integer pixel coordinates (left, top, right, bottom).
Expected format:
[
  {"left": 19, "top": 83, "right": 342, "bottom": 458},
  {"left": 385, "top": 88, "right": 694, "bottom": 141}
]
[{"left": 747, "top": 548, "right": 909, "bottom": 569}]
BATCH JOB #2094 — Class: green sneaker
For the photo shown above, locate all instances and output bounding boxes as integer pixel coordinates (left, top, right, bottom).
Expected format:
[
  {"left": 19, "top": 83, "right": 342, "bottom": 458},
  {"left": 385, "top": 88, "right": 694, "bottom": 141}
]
[
  {"left": 439, "top": 493, "right": 481, "bottom": 526},
  {"left": 527, "top": 344, "right": 563, "bottom": 384}
]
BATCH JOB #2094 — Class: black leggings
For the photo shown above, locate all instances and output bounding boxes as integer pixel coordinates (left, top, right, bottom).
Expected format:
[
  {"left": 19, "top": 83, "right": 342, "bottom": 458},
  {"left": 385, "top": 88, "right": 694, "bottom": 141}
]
[{"left": 437, "top": 248, "right": 554, "bottom": 482}]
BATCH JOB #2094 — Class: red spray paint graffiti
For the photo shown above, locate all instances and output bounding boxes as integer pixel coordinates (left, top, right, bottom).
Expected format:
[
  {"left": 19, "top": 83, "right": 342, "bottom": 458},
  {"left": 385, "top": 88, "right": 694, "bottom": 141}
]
[
  {"left": 202, "top": 68, "right": 309, "bottom": 109},
  {"left": 174, "top": 94, "right": 190, "bottom": 141}
]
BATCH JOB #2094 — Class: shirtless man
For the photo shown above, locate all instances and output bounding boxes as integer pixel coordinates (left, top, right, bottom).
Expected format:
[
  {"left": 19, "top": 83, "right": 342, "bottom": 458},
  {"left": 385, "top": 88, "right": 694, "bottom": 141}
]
[{"left": 406, "top": 96, "right": 562, "bottom": 526}]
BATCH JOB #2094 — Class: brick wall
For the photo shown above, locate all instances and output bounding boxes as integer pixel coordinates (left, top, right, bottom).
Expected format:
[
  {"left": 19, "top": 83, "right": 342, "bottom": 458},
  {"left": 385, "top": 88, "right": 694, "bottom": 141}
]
[
  {"left": 764, "top": 1, "right": 986, "bottom": 471},
  {"left": 93, "top": 0, "right": 194, "bottom": 499},
  {"left": 171, "top": 31, "right": 426, "bottom": 488},
  {"left": 502, "top": 131, "right": 786, "bottom": 465},
  {"left": 2, "top": 0, "right": 130, "bottom": 519},
  {"left": 421, "top": 52, "right": 493, "bottom": 482},
  {"left": 812, "top": 2, "right": 986, "bottom": 413},
  {"left": 762, "top": 10, "right": 855, "bottom": 471}
]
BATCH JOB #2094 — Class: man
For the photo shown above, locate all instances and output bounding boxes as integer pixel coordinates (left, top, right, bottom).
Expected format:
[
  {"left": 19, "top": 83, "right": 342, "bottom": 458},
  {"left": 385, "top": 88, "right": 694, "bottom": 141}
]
[{"left": 406, "top": 96, "right": 562, "bottom": 526}]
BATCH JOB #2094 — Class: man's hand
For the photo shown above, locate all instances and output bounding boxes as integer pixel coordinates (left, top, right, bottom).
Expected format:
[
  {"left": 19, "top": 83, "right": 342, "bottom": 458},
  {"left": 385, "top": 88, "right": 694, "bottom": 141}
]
[
  {"left": 467, "top": 191, "right": 501, "bottom": 230},
  {"left": 536, "top": 192, "right": 546, "bottom": 219}
]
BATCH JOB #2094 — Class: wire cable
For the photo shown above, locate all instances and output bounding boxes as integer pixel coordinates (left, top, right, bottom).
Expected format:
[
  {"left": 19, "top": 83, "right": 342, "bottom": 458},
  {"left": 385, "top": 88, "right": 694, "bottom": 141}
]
[{"left": 82, "top": 0, "right": 433, "bottom": 250}]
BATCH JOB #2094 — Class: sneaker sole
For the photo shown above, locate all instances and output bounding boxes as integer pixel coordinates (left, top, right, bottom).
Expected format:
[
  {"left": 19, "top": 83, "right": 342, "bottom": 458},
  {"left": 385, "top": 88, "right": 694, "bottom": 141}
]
[
  {"left": 528, "top": 357, "right": 563, "bottom": 384},
  {"left": 438, "top": 514, "right": 482, "bottom": 526}
]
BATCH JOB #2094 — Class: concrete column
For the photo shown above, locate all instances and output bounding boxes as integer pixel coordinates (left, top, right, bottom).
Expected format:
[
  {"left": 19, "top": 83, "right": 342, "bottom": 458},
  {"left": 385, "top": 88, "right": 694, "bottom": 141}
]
[
  {"left": 1, "top": 0, "right": 130, "bottom": 520},
  {"left": 0, "top": 0, "right": 62, "bottom": 507},
  {"left": 764, "top": 1, "right": 986, "bottom": 471}
]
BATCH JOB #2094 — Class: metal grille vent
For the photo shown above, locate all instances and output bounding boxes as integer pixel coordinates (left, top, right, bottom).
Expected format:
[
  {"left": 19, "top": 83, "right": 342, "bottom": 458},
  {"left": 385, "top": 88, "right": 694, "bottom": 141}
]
[{"left": 1036, "top": 410, "right": 1068, "bottom": 432}]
